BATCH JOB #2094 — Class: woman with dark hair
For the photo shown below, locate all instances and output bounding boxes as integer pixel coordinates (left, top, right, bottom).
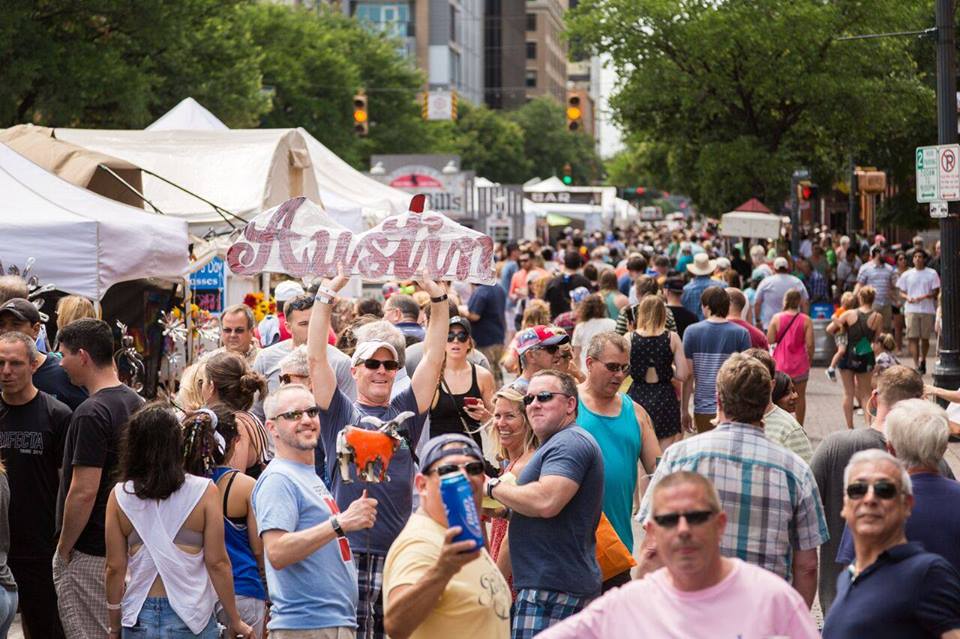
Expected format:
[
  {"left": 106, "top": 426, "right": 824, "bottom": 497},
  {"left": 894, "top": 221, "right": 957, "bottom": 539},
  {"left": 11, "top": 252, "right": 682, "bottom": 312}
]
[
  {"left": 182, "top": 407, "right": 267, "bottom": 638},
  {"left": 598, "top": 270, "right": 629, "bottom": 320},
  {"left": 105, "top": 404, "right": 252, "bottom": 639},
  {"left": 200, "top": 352, "right": 269, "bottom": 478}
]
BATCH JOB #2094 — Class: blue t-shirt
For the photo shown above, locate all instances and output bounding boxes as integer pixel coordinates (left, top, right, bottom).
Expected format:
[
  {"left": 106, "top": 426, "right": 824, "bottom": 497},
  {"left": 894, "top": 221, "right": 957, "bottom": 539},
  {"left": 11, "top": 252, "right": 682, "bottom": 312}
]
[
  {"left": 576, "top": 394, "right": 640, "bottom": 551},
  {"left": 253, "top": 458, "right": 359, "bottom": 630},
  {"left": 509, "top": 425, "right": 604, "bottom": 596},
  {"left": 467, "top": 284, "right": 506, "bottom": 348},
  {"left": 318, "top": 387, "right": 426, "bottom": 555},
  {"left": 823, "top": 542, "right": 960, "bottom": 639},
  {"left": 835, "top": 473, "right": 960, "bottom": 572},
  {"left": 682, "top": 320, "right": 750, "bottom": 414},
  {"left": 681, "top": 276, "right": 724, "bottom": 320},
  {"left": 34, "top": 353, "right": 87, "bottom": 410},
  {"left": 617, "top": 273, "right": 633, "bottom": 296}
]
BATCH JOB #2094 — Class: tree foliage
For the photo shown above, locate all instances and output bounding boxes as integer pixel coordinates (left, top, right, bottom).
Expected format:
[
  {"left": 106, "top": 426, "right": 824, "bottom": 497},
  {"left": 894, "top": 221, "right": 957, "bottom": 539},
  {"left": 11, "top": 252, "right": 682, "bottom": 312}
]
[{"left": 567, "top": 0, "right": 936, "bottom": 220}]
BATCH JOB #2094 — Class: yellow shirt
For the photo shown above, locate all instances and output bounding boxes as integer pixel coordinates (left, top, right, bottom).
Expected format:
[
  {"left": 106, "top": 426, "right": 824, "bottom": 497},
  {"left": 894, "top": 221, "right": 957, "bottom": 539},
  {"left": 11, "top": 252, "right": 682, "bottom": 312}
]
[{"left": 384, "top": 512, "right": 511, "bottom": 639}]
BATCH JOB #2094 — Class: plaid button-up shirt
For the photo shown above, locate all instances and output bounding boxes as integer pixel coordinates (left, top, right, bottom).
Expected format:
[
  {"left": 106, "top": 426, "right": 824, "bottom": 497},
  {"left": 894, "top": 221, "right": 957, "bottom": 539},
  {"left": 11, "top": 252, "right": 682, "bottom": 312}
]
[{"left": 637, "top": 421, "right": 829, "bottom": 579}]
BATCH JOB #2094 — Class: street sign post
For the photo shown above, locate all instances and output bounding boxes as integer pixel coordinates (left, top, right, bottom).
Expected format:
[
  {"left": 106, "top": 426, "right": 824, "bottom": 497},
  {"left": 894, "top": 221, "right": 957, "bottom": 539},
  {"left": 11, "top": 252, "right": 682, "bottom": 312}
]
[
  {"left": 931, "top": 200, "right": 949, "bottom": 218},
  {"left": 939, "top": 144, "right": 960, "bottom": 200},
  {"left": 916, "top": 146, "right": 939, "bottom": 202}
]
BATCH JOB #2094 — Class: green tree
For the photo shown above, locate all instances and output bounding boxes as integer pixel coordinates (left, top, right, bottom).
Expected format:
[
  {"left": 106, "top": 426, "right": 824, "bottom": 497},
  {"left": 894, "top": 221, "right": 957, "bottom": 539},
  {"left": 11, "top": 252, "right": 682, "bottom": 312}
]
[
  {"left": 452, "top": 102, "right": 530, "bottom": 183},
  {"left": 508, "top": 96, "right": 603, "bottom": 184},
  {"left": 567, "top": 0, "right": 934, "bottom": 218}
]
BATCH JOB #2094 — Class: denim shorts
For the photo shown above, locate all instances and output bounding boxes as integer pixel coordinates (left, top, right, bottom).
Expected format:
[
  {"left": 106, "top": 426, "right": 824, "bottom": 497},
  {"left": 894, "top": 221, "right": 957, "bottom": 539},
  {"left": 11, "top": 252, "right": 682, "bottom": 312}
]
[{"left": 123, "top": 596, "right": 218, "bottom": 638}]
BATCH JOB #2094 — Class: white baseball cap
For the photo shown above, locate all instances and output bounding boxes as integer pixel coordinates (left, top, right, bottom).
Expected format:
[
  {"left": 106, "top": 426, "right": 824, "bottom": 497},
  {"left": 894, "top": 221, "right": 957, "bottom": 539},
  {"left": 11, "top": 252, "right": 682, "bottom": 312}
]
[
  {"left": 274, "top": 281, "right": 305, "bottom": 303},
  {"left": 773, "top": 257, "right": 789, "bottom": 271},
  {"left": 351, "top": 340, "right": 399, "bottom": 366}
]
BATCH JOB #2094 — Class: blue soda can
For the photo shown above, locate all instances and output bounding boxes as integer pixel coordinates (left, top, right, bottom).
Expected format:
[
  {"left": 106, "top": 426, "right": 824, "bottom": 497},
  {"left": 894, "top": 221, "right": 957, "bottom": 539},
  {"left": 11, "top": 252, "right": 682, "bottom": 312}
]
[{"left": 439, "top": 470, "right": 485, "bottom": 550}]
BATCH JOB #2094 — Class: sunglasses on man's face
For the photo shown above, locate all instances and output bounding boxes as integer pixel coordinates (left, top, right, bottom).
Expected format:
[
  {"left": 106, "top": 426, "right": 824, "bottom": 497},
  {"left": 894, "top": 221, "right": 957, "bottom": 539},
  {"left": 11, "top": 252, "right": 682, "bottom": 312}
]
[
  {"left": 522, "top": 391, "right": 571, "bottom": 406},
  {"left": 427, "top": 461, "right": 486, "bottom": 476},
  {"left": 597, "top": 361, "right": 630, "bottom": 374},
  {"left": 360, "top": 358, "right": 400, "bottom": 371},
  {"left": 272, "top": 406, "right": 321, "bottom": 421},
  {"left": 447, "top": 332, "right": 469, "bottom": 343},
  {"left": 279, "top": 373, "right": 308, "bottom": 385},
  {"left": 652, "top": 510, "right": 716, "bottom": 528},
  {"left": 846, "top": 480, "right": 899, "bottom": 500}
]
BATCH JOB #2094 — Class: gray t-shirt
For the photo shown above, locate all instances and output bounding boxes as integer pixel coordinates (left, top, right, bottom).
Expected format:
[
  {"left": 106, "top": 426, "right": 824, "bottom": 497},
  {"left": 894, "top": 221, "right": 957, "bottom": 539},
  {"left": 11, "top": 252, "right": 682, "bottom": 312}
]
[
  {"left": 318, "top": 387, "right": 427, "bottom": 555},
  {"left": 509, "top": 425, "right": 604, "bottom": 596},
  {"left": 755, "top": 273, "right": 808, "bottom": 328}
]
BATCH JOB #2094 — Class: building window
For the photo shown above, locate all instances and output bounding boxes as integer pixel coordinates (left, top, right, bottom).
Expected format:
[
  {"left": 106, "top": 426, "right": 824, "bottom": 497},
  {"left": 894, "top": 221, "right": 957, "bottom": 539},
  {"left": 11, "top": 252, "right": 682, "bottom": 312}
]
[
  {"left": 526, "top": 41, "right": 536, "bottom": 60},
  {"left": 450, "top": 5, "right": 458, "bottom": 43},
  {"left": 525, "top": 70, "right": 537, "bottom": 88},
  {"left": 526, "top": 13, "right": 536, "bottom": 32},
  {"left": 451, "top": 50, "right": 462, "bottom": 88},
  {"left": 355, "top": 2, "right": 412, "bottom": 42}
]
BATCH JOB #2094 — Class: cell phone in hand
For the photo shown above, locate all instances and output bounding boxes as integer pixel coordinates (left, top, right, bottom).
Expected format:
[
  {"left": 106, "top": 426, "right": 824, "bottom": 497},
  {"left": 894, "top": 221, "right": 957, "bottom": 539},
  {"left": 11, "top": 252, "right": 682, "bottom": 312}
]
[{"left": 463, "top": 397, "right": 481, "bottom": 407}]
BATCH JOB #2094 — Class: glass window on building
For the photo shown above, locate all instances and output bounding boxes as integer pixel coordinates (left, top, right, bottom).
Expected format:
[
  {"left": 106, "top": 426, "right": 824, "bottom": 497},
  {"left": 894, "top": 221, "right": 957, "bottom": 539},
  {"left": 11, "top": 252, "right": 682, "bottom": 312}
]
[
  {"left": 526, "top": 41, "right": 537, "bottom": 60},
  {"left": 525, "top": 69, "right": 537, "bottom": 88},
  {"left": 526, "top": 13, "right": 536, "bottom": 32},
  {"left": 451, "top": 50, "right": 462, "bottom": 88},
  {"left": 355, "top": 2, "right": 411, "bottom": 41}
]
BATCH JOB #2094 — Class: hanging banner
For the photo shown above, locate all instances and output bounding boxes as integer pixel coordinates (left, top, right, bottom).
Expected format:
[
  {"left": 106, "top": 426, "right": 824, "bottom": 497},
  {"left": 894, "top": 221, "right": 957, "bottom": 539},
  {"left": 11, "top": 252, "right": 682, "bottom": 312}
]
[{"left": 226, "top": 196, "right": 496, "bottom": 284}]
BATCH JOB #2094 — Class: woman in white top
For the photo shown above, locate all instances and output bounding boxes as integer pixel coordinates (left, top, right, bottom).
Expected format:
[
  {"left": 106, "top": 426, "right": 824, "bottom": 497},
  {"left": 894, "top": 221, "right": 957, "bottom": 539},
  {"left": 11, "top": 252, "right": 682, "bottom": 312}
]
[
  {"left": 105, "top": 404, "right": 252, "bottom": 639},
  {"left": 572, "top": 294, "right": 617, "bottom": 370}
]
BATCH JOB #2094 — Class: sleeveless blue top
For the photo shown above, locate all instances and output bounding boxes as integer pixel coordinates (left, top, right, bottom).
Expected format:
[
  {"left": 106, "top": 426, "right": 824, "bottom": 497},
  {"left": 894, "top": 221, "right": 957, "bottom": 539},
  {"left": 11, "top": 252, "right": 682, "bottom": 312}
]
[
  {"left": 576, "top": 393, "right": 641, "bottom": 550},
  {"left": 211, "top": 467, "right": 267, "bottom": 600}
]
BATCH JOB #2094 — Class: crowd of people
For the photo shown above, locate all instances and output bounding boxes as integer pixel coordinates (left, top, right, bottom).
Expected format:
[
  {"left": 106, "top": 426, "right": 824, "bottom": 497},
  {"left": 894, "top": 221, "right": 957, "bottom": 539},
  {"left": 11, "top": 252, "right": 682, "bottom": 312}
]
[{"left": 0, "top": 220, "right": 956, "bottom": 638}]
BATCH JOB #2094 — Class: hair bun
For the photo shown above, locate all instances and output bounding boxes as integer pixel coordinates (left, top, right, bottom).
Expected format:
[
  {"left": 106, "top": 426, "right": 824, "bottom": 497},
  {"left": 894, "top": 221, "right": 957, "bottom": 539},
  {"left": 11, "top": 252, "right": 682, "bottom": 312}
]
[{"left": 240, "top": 371, "right": 267, "bottom": 395}]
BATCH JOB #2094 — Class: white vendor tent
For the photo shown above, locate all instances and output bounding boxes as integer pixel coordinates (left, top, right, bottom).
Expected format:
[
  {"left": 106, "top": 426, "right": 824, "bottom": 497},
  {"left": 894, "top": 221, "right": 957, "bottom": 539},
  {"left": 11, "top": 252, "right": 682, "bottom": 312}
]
[
  {"left": 147, "top": 97, "right": 230, "bottom": 132},
  {"left": 0, "top": 143, "right": 190, "bottom": 300},
  {"left": 55, "top": 127, "right": 321, "bottom": 233}
]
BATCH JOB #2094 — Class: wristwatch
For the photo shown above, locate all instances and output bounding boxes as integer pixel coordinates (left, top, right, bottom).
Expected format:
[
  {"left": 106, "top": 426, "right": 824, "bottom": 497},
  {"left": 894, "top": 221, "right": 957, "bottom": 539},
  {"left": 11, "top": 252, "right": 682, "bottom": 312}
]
[
  {"left": 486, "top": 478, "right": 501, "bottom": 500},
  {"left": 330, "top": 515, "right": 346, "bottom": 538},
  {"left": 431, "top": 293, "right": 448, "bottom": 303}
]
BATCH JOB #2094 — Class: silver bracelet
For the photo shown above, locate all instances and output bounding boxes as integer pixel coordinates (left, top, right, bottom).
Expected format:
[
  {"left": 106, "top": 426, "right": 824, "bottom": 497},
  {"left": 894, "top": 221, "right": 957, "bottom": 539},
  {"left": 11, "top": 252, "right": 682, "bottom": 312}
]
[{"left": 106, "top": 601, "right": 122, "bottom": 611}]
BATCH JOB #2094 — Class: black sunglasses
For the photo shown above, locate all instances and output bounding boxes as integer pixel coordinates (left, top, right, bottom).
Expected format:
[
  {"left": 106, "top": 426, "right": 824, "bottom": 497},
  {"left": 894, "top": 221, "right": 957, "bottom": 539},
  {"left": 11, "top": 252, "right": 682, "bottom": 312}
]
[
  {"left": 598, "top": 361, "right": 630, "bottom": 374},
  {"left": 846, "top": 480, "right": 899, "bottom": 500},
  {"left": 523, "top": 391, "right": 572, "bottom": 406},
  {"left": 272, "top": 406, "right": 321, "bottom": 421},
  {"left": 427, "top": 461, "right": 485, "bottom": 476},
  {"left": 534, "top": 344, "right": 560, "bottom": 355},
  {"left": 279, "top": 373, "right": 308, "bottom": 384},
  {"left": 360, "top": 359, "right": 401, "bottom": 371},
  {"left": 447, "top": 332, "right": 469, "bottom": 343},
  {"left": 652, "top": 510, "right": 716, "bottom": 528}
]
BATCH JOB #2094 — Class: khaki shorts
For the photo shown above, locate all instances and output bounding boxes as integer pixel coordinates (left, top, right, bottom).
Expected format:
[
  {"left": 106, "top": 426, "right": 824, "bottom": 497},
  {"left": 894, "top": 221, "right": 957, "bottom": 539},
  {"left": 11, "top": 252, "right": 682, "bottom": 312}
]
[
  {"left": 874, "top": 304, "right": 893, "bottom": 331},
  {"left": 905, "top": 312, "right": 936, "bottom": 340},
  {"left": 694, "top": 413, "right": 717, "bottom": 433}
]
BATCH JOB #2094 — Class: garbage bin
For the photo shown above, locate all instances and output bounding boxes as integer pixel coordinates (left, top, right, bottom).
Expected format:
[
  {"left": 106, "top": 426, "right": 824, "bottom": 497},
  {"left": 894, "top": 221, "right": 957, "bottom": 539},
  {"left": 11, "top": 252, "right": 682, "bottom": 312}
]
[{"left": 813, "top": 318, "right": 837, "bottom": 366}]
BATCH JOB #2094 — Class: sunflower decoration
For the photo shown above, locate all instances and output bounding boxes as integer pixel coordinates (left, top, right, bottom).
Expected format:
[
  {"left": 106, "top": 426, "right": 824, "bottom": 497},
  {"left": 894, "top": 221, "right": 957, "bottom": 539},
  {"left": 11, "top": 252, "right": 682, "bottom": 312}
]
[{"left": 243, "top": 292, "right": 277, "bottom": 323}]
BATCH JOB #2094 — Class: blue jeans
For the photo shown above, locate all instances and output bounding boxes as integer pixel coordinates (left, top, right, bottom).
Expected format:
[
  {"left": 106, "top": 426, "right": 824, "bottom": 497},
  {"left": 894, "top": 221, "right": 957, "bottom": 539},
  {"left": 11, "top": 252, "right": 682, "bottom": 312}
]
[
  {"left": 122, "top": 596, "right": 218, "bottom": 638},
  {"left": 0, "top": 588, "right": 18, "bottom": 638}
]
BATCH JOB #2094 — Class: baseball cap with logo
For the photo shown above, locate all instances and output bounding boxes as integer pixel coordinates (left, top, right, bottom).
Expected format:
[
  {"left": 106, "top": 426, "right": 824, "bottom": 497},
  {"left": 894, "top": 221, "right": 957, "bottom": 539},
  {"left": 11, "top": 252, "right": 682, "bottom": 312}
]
[
  {"left": 516, "top": 325, "right": 570, "bottom": 356},
  {"left": 0, "top": 298, "right": 40, "bottom": 324},
  {"left": 569, "top": 287, "right": 591, "bottom": 305}
]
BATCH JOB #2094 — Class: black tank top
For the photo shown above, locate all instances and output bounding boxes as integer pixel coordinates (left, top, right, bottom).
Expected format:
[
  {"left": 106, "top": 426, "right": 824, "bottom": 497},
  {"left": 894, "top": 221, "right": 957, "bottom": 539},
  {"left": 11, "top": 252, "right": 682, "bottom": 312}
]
[{"left": 429, "top": 363, "right": 483, "bottom": 448}]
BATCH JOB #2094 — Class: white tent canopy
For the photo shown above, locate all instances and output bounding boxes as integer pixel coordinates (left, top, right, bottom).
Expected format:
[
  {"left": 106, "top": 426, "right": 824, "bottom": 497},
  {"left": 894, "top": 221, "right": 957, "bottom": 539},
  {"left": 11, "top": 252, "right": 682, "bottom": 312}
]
[
  {"left": 0, "top": 144, "right": 190, "bottom": 299},
  {"left": 146, "top": 97, "right": 230, "bottom": 132}
]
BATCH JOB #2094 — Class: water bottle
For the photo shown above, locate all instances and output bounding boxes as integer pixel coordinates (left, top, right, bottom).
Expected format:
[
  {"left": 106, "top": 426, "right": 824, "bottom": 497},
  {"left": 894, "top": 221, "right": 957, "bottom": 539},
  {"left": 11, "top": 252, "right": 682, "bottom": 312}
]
[{"left": 439, "top": 470, "right": 485, "bottom": 551}]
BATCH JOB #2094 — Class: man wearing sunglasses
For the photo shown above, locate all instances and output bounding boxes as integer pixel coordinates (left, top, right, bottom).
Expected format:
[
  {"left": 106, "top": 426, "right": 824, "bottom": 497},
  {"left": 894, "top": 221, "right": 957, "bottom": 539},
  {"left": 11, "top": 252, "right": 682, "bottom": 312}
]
[
  {"left": 484, "top": 370, "right": 604, "bottom": 638},
  {"left": 383, "top": 434, "right": 510, "bottom": 639},
  {"left": 823, "top": 450, "right": 960, "bottom": 638},
  {"left": 638, "top": 353, "right": 827, "bottom": 608},
  {"left": 539, "top": 471, "right": 819, "bottom": 639},
  {"left": 509, "top": 325, "right": 570, "bottom": 394},
  {"left": 309, "top": 270, "right": 449, "bottom": 639},
  {"left": 576, "top": 332, "right": 660, "bottom": 591}
]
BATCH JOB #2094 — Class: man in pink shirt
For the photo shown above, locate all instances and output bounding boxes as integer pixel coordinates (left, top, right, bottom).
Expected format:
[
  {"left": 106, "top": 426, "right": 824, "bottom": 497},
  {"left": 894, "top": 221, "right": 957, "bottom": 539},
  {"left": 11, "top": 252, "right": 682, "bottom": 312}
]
[
  {"left": 725, "top": 288, "right": 769, "bottom": 350},
  {"left": 538, "top": 471, "right": 819, "bottom": 639}
]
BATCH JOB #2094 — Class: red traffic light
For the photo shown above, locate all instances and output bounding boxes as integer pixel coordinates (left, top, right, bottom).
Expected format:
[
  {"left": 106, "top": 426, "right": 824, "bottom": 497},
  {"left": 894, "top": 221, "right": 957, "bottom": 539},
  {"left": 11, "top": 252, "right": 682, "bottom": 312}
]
[
  {"left": 635, "top": 187, "right": 645, "bottom": 195},
  {"left": 800, "top": 185, "right": 813, "bottom": 200}
]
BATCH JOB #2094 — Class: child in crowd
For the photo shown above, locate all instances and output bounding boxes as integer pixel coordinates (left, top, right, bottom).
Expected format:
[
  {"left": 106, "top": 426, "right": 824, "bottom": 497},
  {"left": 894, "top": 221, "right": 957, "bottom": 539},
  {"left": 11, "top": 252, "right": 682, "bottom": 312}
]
[
  {"left": 873, "top": 332, "right": 900, "bottom": 379},
  {"left": 826, "top": 292, "right": 857, "bottom": 382}
]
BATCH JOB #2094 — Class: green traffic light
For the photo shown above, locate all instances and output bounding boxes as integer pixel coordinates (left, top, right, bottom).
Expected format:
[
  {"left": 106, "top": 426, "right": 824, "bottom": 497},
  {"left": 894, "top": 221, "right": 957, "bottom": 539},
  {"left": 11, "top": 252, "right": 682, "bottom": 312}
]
[{"left": 562, "top": 175, "right": 573, "bottom": 185}]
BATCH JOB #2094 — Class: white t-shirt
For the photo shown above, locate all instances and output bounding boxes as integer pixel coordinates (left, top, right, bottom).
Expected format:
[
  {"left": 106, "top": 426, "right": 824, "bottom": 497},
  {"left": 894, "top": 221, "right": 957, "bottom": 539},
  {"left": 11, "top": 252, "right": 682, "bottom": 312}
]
[
  {"left": 571, "top": 317, "right": 617, "bottom": 369},
  {"left": 897, "top": 267, "right": 940, "bottom": 315}
]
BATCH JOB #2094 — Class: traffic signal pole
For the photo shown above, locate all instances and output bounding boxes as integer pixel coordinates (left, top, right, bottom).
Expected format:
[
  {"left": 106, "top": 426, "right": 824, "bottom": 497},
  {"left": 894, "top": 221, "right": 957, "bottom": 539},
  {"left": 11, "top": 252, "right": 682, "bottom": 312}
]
[{"left": 934, "top": 0, "right": 960, "bottom": 396}]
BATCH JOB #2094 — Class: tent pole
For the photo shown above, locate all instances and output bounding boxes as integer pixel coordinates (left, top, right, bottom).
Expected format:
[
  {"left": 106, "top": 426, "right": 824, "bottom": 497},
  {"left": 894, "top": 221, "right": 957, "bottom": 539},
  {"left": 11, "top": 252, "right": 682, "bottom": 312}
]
[
  {"left": 96, "top": 164, "right": 167, "bottom": 215},
  {"left": 184, "top": 277, "right": 194, "bottom": 364}
]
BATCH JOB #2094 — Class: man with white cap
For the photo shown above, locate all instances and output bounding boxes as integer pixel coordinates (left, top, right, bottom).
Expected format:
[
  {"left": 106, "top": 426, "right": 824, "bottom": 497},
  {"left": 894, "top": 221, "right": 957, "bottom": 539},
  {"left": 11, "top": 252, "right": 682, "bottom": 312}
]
[
  {"left": 753, "top": 257, "right": 808, "bottom": 330},
  {"left": 681, "top": 253, "right": 724, "bottom": 321},
  {"left": 308, "top": 270, "right": 449, "bottom": 639},
  {"left": 259, "top": 280, "right": 305, "bottom": 347}
]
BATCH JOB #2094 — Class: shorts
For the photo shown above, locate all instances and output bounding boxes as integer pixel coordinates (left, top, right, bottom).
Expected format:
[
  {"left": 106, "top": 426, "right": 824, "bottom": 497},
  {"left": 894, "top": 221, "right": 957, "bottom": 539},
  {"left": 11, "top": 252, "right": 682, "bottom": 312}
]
[
  {"left": 834, "top": 334, "right": 848, "bottom": 348},
  {"left": 874, "top": 304, "right": 893, "bottom": 330},
  {"left": 838, "top": 350, "right": 874, "bottom": 374},
  {"left": 694, "top": 413, "right": 716, "bottom": 433},
  {"left": 906, "top": 313, "right": 935, "bottom": 340},
  {"left": 123, "top": 596, "right": 218, "bottom": 638},
  {"left": 792, "top": 372, "right": 809, "bottom": 384}
]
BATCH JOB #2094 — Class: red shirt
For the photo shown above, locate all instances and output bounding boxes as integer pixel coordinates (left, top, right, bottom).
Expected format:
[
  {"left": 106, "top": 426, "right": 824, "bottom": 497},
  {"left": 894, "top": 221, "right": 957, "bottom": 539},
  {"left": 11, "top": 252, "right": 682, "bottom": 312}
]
[{"left": 729, "top": 317, "right": 770, "bottom": 350}]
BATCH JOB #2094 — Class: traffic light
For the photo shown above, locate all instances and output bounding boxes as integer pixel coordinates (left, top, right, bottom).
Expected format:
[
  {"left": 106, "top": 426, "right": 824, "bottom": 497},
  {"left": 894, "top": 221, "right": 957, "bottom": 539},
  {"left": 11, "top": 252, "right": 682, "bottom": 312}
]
[
  {"left": 798, "top": 182, "right": 818, "bottom": 202},
  {"left": 353, "top": 92, "right": 369, "bottom": 136},
  {"left": 566, "top": 94, "right": 583, "bottom": 132},
  {"left": 562, "top": 162, "right": 573, "bottom": 185}
]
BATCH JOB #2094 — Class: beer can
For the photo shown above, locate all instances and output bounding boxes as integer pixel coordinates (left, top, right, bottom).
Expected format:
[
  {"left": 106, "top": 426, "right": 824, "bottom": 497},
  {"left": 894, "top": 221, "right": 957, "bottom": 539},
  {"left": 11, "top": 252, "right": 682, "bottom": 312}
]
[{"left": 439, "top": 470, "right": 485, "bottom": 550}]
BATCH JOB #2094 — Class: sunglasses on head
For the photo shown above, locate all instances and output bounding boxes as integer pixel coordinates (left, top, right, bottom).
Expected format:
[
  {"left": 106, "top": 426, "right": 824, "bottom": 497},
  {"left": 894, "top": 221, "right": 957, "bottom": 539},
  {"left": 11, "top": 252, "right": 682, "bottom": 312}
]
[
  {"left": 523, "top": 391, "right": 572, "bottom": 406},
  {"left": 447, "top": 332, "right": 469, "bottom": 343},
  {"left": 597, "top": 361, "right": 630, "bottom": 373},
  {"left": 360, "top": 358, "right": 401, "bottom": 371},
  {"left": 652, "top": 510, "right": 716, "bottom": 528},
  {"left": 272, "top": 406, "right": 321, "bottom": 421},
  {"left": 427, "top": 461, "right": 485, "bottom": 476},
  {"left": 846, "top": 480, "right": 899, "bottom": 500}
]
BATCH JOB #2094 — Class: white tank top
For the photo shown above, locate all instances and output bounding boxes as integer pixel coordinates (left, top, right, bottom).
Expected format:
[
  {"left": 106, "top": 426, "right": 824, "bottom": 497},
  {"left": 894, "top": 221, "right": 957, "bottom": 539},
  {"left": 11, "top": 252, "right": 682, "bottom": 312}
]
[{"left": 114, "top": 474, "right": 216, "bottom": 633}]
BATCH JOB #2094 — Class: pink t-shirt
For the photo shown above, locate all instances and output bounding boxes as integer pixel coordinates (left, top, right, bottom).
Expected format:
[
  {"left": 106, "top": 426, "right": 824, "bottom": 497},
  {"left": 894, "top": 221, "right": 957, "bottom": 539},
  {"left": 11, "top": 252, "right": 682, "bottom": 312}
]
[{"left": 538, "top": 559, "right": 819, "bottom": 639}]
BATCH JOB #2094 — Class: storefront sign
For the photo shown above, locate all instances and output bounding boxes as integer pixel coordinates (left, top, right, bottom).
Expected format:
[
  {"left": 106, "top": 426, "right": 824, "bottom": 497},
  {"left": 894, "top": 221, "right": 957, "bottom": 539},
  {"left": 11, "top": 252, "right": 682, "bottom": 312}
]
[{"left": 528, "top": 191, "right": 602, "bottom": 206}]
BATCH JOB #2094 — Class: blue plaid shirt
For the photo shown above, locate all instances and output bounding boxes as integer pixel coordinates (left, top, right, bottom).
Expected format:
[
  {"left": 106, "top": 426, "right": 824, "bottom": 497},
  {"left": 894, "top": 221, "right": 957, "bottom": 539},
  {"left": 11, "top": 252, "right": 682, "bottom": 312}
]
[
  {"left": 637, "top": 421, "right": 829, "bottom": 579},
  {"left": 804, "top": 270, "right": 830, "bottom": 303},
  {"left": 681, "top": 276, "right": 724, "bottom": 320}
]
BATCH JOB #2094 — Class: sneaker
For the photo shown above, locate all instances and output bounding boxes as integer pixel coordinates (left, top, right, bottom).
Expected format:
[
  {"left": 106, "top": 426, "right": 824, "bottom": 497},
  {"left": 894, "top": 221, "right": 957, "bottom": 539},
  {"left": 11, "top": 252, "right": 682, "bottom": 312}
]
[
  {"left": 825, "top": 367, "right": 837, "bottom": 382},
  {"left": 919, "top": 361, "right": 927, "bottom": 375}
]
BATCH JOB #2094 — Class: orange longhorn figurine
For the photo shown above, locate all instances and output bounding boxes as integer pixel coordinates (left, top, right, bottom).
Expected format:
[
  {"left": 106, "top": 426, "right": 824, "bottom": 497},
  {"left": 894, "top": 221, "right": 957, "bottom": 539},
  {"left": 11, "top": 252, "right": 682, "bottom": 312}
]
[{"left": 336, "top": 412, "right": 414, "bottom": 483}]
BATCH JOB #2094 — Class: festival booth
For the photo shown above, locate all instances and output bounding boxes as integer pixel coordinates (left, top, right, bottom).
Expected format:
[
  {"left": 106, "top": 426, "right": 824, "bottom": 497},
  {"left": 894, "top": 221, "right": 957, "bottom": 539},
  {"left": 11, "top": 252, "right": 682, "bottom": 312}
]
[
  {"left": 523, "top": 177, "right": 618, "bottom": 242},
  {"left": 0, "top": 142, "right": 190, "bottom": 394}
]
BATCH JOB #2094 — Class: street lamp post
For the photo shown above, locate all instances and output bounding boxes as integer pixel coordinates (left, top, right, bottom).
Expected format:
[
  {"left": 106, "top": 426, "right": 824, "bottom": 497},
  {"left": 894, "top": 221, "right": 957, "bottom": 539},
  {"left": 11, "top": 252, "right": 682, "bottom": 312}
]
[{"left": 934, "top": 0, "right": 960, "bottom": 396}]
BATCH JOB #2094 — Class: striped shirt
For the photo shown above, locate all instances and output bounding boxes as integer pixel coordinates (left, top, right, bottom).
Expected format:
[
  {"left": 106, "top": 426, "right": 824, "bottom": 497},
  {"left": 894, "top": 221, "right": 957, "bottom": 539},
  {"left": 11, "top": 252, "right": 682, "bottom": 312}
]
[
  {"left": 857, "top": 261, "right": 896, "bottom": 306},
  {"left": 637, "top": 422, "right": 829, "bottom": 579},
  {"left": 682, "top": 320, "right": 750, "bottom": 414},
  {"left": 763, "top": 405, "right": 814, "bottom": 464}
]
